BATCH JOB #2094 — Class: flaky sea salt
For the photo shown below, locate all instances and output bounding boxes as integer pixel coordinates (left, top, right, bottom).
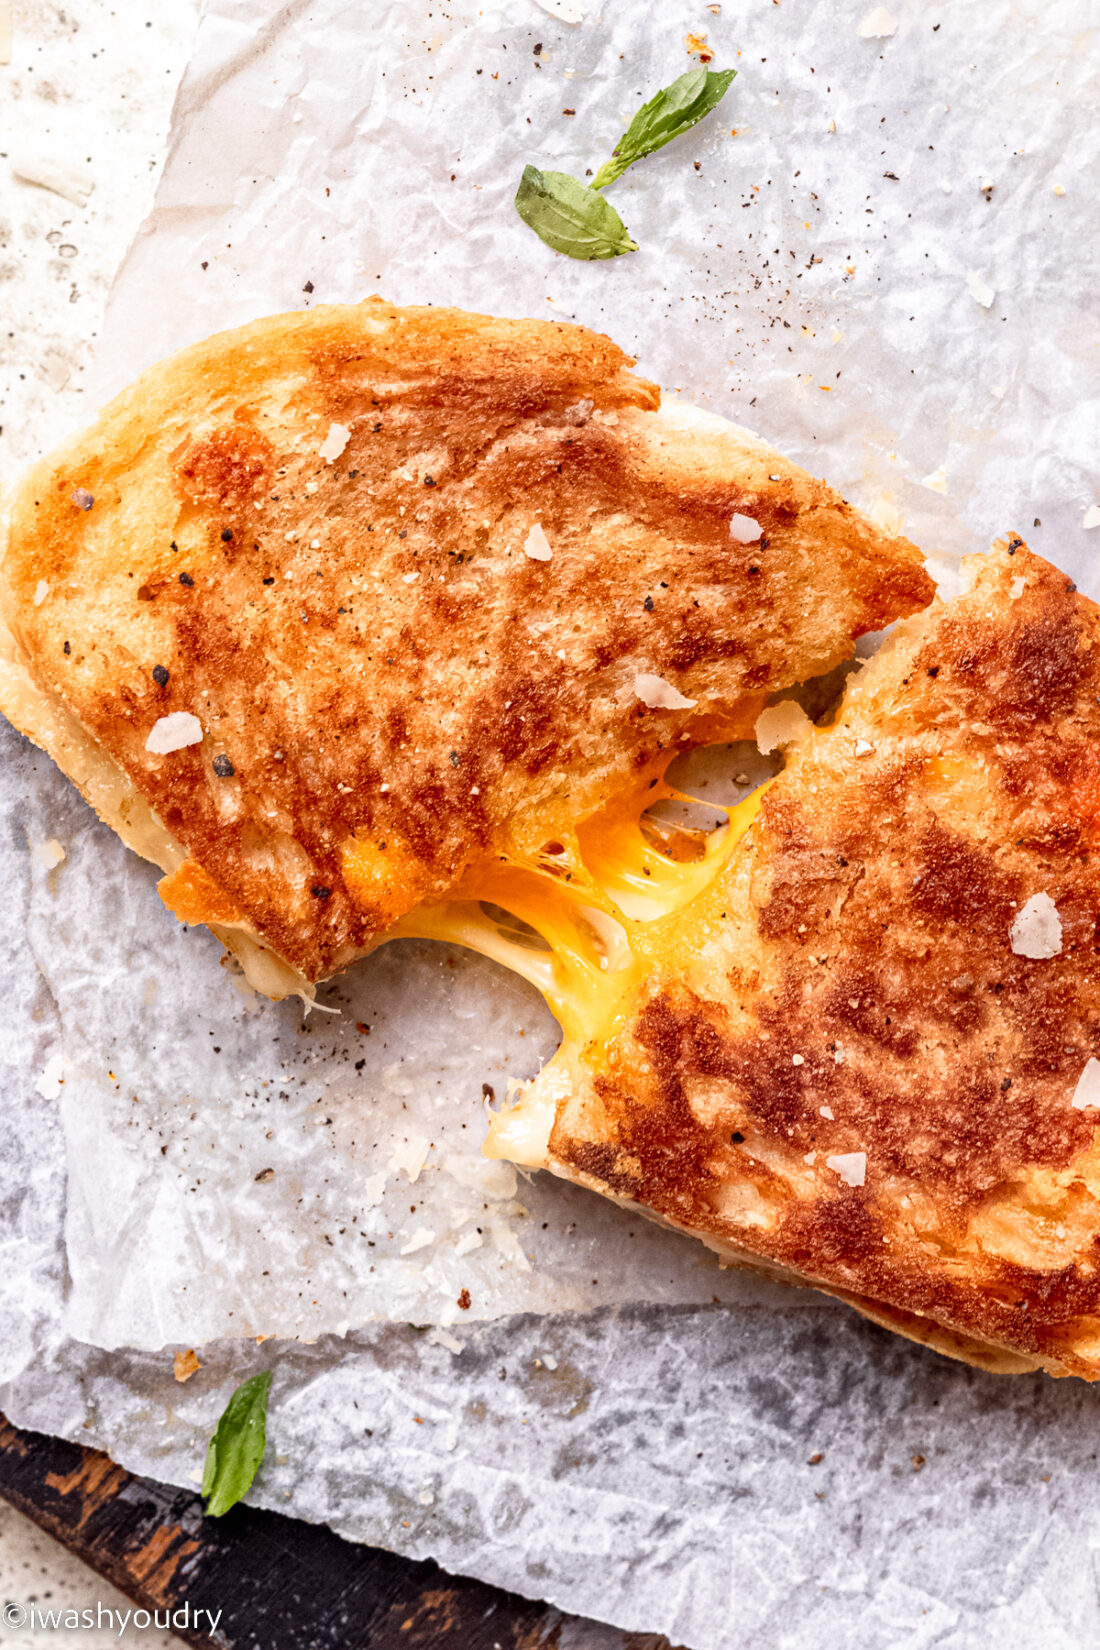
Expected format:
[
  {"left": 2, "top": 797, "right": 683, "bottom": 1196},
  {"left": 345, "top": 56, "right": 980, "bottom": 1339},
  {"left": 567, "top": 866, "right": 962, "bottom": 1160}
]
[
  {"left": 826, "top": 1151, "right": 866, "bottom": 1187},
  {"left": 1009, "top": 892, "right": 1062, "bottom": 959},
  {"left": 145, "top": 712, "right": 202, "bottom": 755},
  {"left": 729, "top": 512, "right": 762, "bottom": 543},
  {"left": 319, "top": 421, "right": 351, "bottom": 462},
  {"left": 524, "top": 523, "right": 553, "bottom": 561},
  {"left": 1071, "top": 1058, "right": 1100, "bottom": 1110}
]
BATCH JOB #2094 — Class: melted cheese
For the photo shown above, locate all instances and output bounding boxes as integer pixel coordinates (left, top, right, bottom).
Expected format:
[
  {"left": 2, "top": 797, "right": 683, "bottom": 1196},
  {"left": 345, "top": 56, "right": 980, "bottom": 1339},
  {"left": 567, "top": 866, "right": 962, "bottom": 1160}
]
[{"left": 392, "top": 770, "right": 772, "bottom": 1166}]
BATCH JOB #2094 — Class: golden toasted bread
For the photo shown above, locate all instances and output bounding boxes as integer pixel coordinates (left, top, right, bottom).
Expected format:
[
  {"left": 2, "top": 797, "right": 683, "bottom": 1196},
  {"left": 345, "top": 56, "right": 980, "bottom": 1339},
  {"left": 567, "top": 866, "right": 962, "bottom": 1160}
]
[
  {"left": 0, "top": 300, "right": 931, "bottom": 995},
  {"left": 487, "top": 540, "right": 1100, "bottom": 1379}
]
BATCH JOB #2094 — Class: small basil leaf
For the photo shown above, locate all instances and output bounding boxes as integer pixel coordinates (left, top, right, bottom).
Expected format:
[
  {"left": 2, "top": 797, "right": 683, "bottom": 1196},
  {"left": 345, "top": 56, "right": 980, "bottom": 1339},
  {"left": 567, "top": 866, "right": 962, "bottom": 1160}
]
[
  {"left": 592, "top": 66, "right": 737, "bottom": 190},
  {"left": 201, "top": 1370, "right": 272, "bottom": 1518},
  {"left": 514, "top": 165, "right": 638, "bottom": 260}
]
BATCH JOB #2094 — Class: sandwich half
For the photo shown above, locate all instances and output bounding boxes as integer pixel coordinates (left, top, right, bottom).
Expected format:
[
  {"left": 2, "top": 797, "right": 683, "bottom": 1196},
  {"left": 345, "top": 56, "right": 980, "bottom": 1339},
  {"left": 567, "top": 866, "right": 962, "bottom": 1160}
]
[
  {"left": 485, "top": 540, "right": 1100, "bottom": 1380},
  {"left": 0, "top": 300, "right": 931, "bottom": 997}
]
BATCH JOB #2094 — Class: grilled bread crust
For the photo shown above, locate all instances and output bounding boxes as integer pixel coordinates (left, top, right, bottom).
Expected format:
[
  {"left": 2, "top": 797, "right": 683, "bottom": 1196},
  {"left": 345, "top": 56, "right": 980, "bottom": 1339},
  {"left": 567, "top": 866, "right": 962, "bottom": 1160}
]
[
  {"left": 0, "top": 299, "right": 931, "bottom": 986},
  {"left": 532, "top": 541, "right": 1100, "bottom": 1379}
]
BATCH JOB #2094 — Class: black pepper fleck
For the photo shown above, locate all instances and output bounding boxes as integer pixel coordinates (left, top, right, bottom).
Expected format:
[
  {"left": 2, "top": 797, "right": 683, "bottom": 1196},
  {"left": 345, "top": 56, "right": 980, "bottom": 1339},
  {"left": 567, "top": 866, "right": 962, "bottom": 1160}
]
[
  {"left": 263, "top": 575, "right": 275, "bottom": 585},
  {"left": 221, "top": 528, "right": 234, "bottom": 542},
  {"left": 179, "top": 572, "right": 194, "bottom": 587},
  {"left": 449, "top": 750, "right": 461, "bottom": 768},
  {"left": 644, "top": 595, "right": 654, "bottom": 612},
  {"left": 152, "top": 664, "right": 170, "bottom": 686},
  {"left": 212, "top": 753, "right": 235, "bottom": 777},
  {"left": 311, "top": 884, "right": 332, "bottom": 899},
  {"left": 303, "top": 280, "right": 314, "bottom": 293},
  {"left": 423, "top": 475, "right": 436, "bottom": 487}
]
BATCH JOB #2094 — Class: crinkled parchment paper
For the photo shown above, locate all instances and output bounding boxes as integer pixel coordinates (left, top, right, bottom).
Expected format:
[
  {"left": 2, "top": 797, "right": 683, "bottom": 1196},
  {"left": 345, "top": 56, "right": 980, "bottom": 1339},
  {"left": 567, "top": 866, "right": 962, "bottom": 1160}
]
[{"left": 2, "top": 1, "right": 1099, "bottom": 1644}]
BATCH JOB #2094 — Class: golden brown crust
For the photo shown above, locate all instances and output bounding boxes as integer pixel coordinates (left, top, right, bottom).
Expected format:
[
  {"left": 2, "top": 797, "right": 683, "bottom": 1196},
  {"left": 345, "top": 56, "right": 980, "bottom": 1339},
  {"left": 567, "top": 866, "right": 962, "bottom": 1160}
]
[
  {"left": 538, "top": 540, "right": 1100, "bottom": 1378},
  {"left": 0, "top": 299, "right": 931, "bottom": 982}
]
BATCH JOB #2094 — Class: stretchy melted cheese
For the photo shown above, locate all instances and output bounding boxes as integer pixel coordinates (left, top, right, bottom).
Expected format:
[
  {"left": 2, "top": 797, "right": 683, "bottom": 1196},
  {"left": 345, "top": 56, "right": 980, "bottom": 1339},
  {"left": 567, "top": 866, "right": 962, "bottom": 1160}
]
[
  {"left": 480, "top": 542, "right": 1100, "bottom": 1381},
  {"left": 0, "top": 300, "right": 931, "bottom": 993}
]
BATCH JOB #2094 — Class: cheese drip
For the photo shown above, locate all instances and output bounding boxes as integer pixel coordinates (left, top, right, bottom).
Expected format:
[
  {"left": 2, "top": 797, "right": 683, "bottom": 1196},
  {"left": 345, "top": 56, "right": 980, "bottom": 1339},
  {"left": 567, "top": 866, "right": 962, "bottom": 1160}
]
[{"left": 385, "top": 768, "right": 772, "bottom": 1161}]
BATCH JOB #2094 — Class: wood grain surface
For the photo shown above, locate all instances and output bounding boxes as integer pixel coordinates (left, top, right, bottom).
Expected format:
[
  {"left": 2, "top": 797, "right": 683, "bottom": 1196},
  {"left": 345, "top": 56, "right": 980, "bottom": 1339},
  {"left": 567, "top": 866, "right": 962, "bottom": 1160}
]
[{"left": 0, "top": 1415, "right": 678, "bottom": 1650}]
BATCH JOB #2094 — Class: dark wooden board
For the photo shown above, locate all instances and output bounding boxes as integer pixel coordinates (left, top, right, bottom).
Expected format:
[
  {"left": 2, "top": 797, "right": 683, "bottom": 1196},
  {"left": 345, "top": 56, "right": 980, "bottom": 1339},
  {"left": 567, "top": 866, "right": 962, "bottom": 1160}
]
[{"left": 0, "top": 1415, "right": 679, "bottom": 1650}]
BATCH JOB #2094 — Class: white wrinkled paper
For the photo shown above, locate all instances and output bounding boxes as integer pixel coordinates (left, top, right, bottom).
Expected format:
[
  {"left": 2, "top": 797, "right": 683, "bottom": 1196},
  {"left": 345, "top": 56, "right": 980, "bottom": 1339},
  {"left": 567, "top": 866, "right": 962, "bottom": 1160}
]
[{"left": 2, "top": 1, "right": 1099, "bottom": 1645}]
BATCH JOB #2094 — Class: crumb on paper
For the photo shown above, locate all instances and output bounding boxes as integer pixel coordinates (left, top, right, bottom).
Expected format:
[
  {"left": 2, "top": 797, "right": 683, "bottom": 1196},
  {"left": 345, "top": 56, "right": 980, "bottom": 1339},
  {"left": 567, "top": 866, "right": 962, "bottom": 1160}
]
[
  {"left": 1010, "top": 892, "right": 1062, "bottom": 959},
  {"left": 1072, "top": 1058, "right": 1100, "bottom": 1110},
  {"left": 428, "top": 1328, "right": 464, "bottom": 1355},
  {"left": 33, "top": 580, "right": 49, "bottom": 606},
  {"left": 966, "top": 271, "right": 996, "bottom": 308},
  {"left": 1082, "top": 505, "right": 1100, "bottom": 530},
  {"left": 686, "top": 31, "right": 713, "bottom": 61},
  {"left": 524, "top": 522, "right": 553, "bottom": 561},
  {"left": 867, "top": 493, "right": 905, "bottom": 534},
  {"left": 443, "top": 1155, "right": 517, "bottom": 1198},
  {"left": 30, "top": 838, "right": 66, "bottom": 870},
  {"left": 490, "top": 1221, "right": 532, "bottom": 1272},
  {"left": 634, "top": 672, "right": 697, "bottom": 711},
  {"left": 1053, "top": 182, "right": 1065, "bottom": 196},
  {"left": 390, "top": 1133, "right": 432, "bottom": 1182},
  {"left": 826, "top": 1151, "right": 866, "bottom": 1187},
  {"left": 35, "top": 1053, "right": 72, "bottom": 1100},
  {"left": 921, "top": 467, "right": 947, "bottom": 493},
  {"left": 729, "top": 512, "right": 762, "bottom": 543},
  {"left": 857, "top": 6, "right": 898, "bottom": 38},
  {"left": 10, "top": 148, "right": 94, "bottom": 206},
  {"left": 174, "top": 1348, "right": 202, "bottom": 1383},
  {"left": 319, "top": 421, "right": 351, "bottom": 462},
  {"left": 532, "top": 0, "right": 586, "bottom": 22},
  {"left": 363, "top": 1170, "right": 388, "bottom": 1206},
  {"left": 146, "top": 711, "right": 203, "bottom": 754},
  {"left": 755, "top": 700, "right": 812, "bottom": 754}
]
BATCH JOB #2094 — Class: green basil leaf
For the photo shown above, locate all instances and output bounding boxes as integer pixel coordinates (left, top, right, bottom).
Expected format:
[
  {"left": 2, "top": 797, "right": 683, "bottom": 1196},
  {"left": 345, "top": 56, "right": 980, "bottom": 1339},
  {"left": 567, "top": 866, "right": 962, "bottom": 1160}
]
[
  {"left": 514, "top": 165, "right": 638, "bottom": 260},
  {"left": 201, "top": 1370, "right": 272, "bottom": 1518},
  {"left": 592, "top": 66, "right": 737, "bottom": 190}
]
